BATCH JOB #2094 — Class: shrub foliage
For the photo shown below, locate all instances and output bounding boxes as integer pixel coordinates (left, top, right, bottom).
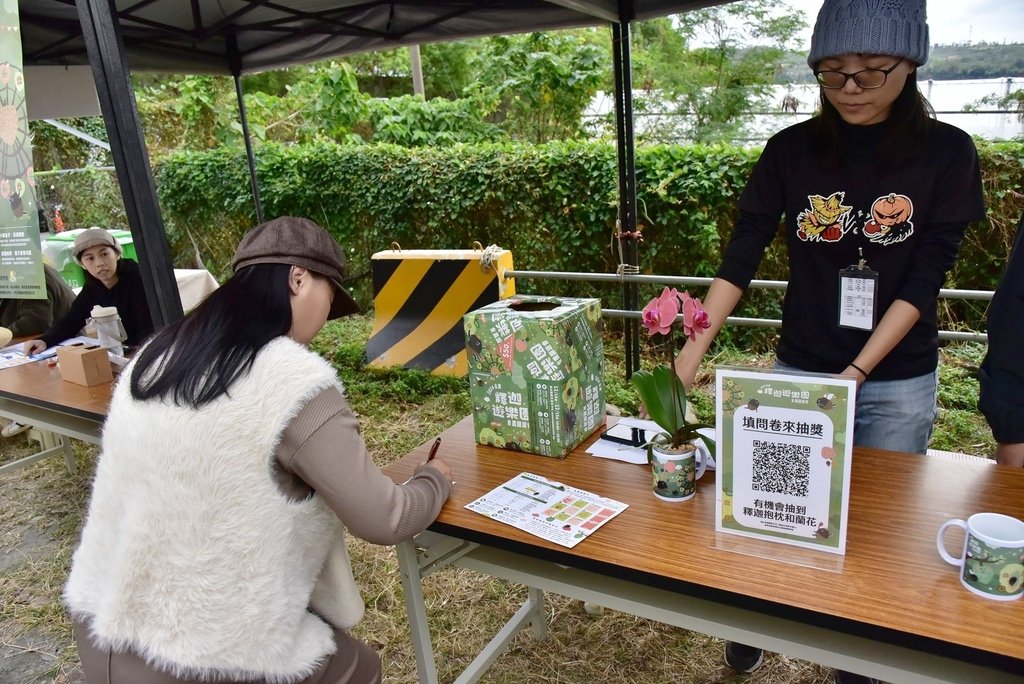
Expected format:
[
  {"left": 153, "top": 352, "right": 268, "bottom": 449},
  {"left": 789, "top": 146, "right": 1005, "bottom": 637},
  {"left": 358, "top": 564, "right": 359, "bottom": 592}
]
[{"left": 41, "top": 139, "right": 1023, "bottom": 343}]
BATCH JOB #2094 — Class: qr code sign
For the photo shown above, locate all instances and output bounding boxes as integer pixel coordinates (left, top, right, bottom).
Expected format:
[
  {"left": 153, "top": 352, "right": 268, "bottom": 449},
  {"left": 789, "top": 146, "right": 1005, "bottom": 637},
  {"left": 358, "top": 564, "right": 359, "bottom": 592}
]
[{"left": 751, "top": 440, "right": 810, "bottom": 496}]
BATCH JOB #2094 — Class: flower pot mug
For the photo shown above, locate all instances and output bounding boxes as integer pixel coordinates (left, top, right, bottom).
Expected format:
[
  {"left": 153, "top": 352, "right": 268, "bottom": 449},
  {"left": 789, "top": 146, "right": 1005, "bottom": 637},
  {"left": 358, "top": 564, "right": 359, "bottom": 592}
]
[
  {"left": 651, "top": 441, "right": 708, "bottom": 502},
  {"left": 936, "top": 512, "right": 1024, "bottom": 601}
]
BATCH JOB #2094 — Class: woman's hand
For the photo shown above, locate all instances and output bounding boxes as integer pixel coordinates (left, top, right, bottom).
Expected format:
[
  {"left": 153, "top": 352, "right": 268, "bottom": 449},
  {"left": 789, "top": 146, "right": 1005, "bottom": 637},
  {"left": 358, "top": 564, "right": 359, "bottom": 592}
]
[
  {"left": 421, "top": 455, "right": 454, "bottom": 485},
  {"left": 23, "top": 339, "right": 47, "bottom": 356},
  {"left": 842, "top": 364, "right": 867, "bottom": 388}
]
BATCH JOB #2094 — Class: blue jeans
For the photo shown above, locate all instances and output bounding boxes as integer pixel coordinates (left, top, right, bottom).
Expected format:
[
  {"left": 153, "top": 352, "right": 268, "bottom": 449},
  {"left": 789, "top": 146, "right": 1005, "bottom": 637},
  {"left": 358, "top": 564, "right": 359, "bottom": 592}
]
[{"left": 774, "top": 360, "right": 938, "bottom": 455}]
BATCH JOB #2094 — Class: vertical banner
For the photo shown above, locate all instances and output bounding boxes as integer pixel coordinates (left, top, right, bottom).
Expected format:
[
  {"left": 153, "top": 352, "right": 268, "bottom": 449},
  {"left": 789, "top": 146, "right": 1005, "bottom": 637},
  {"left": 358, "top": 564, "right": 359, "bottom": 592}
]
[
  {"left": 715, "top": 368, "right": 856, "bottom": 554},
  {"left": 0, "top": 0, "right": 42, "bottom": 300}
]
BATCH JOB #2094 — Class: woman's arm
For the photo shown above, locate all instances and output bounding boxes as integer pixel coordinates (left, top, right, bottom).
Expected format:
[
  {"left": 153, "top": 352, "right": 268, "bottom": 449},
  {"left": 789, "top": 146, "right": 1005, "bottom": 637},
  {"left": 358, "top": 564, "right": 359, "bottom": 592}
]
[
  {"left": 843, "top": 299, "right": 921, "bottom": 385},
  {"left": 278, "top": 387, "right": 451, "bottom": 544},
  {"left": 674, "top": 278, "right": 744, "bottom": 391},
  {"left": 39, "top": 286, "right": 94, "bottom": 348}
]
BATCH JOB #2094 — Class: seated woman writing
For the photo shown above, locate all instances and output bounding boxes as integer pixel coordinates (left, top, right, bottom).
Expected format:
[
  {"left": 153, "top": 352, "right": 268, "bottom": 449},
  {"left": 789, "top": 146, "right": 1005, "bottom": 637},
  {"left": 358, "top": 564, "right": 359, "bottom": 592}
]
[
  {"left": 23, "top": 227, "right": 154, "bottom": 356},
  {"left": 64, "top": 217, "right": 453, "bottom": 683}
]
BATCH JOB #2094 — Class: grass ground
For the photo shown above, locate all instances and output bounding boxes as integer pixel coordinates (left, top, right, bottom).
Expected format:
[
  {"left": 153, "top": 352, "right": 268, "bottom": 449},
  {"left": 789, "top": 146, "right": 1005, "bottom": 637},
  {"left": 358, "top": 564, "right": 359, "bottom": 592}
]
[{"left": 0, "top": 316, "right": 994, "bottom": 683}]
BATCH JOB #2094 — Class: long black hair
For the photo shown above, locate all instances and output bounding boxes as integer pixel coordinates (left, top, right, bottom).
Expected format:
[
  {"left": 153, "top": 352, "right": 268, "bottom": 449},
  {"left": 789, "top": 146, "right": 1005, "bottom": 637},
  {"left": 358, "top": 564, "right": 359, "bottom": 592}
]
[
  {"left": 810, "top": 68, "right": 937, "bottom": 168},
  {"left": 130, "top": 263, "right": 293, "bottom": 408}
]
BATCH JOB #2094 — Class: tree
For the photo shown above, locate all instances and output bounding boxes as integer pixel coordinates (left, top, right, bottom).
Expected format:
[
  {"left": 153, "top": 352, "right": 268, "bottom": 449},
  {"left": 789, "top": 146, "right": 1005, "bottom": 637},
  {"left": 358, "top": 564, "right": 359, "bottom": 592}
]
[
  {"left": 965, "top": 88, "right": 1024, "bottom": 138},
  {"left": 627, "top": 1, "right": 805, "bottom": 144},
  {"left": 467, "top": 31, "right": 608, "bottom": 143}
]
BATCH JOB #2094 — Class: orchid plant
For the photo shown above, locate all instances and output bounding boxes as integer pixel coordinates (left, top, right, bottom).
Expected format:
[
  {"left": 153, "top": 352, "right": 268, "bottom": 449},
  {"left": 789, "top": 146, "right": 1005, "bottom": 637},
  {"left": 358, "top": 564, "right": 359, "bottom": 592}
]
[{"left": 631, "top": 287, "right": 715, "bottom": 456}]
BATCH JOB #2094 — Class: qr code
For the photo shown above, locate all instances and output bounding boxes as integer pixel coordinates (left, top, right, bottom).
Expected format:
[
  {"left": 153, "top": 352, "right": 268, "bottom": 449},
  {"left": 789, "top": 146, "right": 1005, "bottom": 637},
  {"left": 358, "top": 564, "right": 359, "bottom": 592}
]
[{"left": 751, "top": 440, "right": 810, "bottom": 496}]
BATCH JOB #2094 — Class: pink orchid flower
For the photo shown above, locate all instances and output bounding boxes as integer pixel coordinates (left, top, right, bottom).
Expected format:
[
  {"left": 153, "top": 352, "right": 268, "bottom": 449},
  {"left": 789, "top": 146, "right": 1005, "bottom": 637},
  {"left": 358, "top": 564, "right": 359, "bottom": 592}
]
[
  {"left": 640, "top": 287, "right": 681, "bottom": 336},
  {"left": 682, "top": 295, "right": 711, "bottom": 341}
]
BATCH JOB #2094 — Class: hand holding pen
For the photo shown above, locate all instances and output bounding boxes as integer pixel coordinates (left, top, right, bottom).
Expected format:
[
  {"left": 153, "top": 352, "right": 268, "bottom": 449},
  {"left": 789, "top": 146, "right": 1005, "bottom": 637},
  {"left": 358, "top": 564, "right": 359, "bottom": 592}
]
[{"left": 421, "top": 436, "right": 454, "bottom": 486}]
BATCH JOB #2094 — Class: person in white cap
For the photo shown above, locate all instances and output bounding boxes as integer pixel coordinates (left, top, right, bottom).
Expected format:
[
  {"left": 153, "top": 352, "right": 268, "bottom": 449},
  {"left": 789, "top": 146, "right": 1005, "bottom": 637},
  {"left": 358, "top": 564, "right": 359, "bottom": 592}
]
[
  {"left": 23, "top": 227, "right": 154, "bottom": 357},
  {"left": 666, "top": 1, "right": 984, "bottom": 681}
]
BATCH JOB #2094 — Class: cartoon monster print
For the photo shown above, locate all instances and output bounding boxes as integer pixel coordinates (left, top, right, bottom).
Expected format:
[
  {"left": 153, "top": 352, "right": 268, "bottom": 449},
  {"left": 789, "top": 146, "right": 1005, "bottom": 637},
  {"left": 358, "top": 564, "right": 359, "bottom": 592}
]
[
  {"left": 999, "top": 563, "right": 1024, "bottom": 594},
  {"left": 796, "top": 192, "right": 852, "bottom": 242},
  {"left": 864, "top": 193, "right": 914, "bottom": 245}
]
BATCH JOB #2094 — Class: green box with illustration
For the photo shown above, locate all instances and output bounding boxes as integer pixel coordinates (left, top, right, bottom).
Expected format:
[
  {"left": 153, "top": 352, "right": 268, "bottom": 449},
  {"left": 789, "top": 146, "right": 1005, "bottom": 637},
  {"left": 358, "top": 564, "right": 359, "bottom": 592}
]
[{"left": 464, "top": 296, "right": 605, "bottom": 458}]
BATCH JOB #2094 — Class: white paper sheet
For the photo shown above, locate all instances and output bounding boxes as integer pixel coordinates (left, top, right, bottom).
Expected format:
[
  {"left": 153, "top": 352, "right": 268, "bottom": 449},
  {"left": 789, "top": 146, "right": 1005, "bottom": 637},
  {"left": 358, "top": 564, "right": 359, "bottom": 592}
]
[{"left": 586, "top": 417, "right": 717, "bottom": 470}]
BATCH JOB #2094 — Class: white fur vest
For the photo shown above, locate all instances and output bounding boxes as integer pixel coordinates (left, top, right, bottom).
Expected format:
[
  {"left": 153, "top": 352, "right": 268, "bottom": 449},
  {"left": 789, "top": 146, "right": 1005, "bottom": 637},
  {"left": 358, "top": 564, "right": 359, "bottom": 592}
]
[{"left": 65, "top": 337, "right": 364, "bottom": 682}]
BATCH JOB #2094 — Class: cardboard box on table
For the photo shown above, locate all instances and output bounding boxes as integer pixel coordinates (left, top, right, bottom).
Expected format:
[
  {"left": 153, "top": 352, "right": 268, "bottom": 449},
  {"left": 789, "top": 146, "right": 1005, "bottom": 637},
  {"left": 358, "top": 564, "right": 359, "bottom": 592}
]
[
  {"left": 464, "top": 296, "right": 605, "bottom": 458},
  {"left": 56, "top": 344, "right": 112, "bottom": 386}
]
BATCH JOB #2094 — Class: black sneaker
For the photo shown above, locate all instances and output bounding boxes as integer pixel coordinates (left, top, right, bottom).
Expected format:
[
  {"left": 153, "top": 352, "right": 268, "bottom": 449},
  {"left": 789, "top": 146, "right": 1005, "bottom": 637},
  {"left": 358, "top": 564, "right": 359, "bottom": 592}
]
[
  {"left": 724, "top": 642, "right": 764, "bottom": 674},
  {"left": 833, "top": 670, "right": 877, "bottom": 684}
]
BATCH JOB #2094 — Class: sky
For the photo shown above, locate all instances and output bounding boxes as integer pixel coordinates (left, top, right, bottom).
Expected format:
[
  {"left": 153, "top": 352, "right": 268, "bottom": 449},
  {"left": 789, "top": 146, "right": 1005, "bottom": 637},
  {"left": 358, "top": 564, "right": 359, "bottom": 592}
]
[{"left": 784, "top": 0, "right": 1024, "bottom": 49}]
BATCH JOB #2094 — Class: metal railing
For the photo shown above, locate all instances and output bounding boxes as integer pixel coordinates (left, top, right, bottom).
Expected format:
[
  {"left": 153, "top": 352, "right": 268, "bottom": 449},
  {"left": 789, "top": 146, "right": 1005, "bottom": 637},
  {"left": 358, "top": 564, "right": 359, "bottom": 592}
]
[{"left": 505, "top": 269, "right": 992, "bottom": 343}]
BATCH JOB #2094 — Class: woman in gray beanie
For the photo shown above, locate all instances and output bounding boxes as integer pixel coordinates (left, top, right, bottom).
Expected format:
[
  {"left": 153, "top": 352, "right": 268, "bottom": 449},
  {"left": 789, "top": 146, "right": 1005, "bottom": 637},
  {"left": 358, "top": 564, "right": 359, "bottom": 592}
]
[{"left": 671, "top": 2, "right": 984, "bottom": 679}]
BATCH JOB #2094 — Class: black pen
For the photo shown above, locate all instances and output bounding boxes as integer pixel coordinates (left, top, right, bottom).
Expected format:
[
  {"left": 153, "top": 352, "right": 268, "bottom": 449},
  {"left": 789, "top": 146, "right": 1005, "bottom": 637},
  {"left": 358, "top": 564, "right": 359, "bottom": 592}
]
[{"left": 427, "top": 437, "right": 442, "bottom": 462}]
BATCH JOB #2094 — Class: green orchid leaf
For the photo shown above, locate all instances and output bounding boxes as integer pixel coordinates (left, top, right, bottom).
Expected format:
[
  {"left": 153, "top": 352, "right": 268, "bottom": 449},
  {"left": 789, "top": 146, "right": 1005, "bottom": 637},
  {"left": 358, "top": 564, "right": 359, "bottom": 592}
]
[
  {"left": 632, "top": 365, "right": 716, "bottom": 454},
  {"left": 631, "top": 364, "right": 686, "bottom": 438}
]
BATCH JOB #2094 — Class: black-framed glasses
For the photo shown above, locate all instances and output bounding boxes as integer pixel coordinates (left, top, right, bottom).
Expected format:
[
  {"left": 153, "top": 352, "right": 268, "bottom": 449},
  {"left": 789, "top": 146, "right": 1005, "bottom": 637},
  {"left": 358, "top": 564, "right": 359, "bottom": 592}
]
[{"left": 814, "top": 59, "right": 903, "bottom": 89}]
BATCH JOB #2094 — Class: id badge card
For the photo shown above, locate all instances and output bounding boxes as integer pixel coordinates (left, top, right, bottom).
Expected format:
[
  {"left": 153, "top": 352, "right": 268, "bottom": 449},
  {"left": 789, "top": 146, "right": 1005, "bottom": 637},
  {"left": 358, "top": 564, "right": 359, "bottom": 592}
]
[{"left": 838, "top": 266, "right": 878, "bottom": 330}]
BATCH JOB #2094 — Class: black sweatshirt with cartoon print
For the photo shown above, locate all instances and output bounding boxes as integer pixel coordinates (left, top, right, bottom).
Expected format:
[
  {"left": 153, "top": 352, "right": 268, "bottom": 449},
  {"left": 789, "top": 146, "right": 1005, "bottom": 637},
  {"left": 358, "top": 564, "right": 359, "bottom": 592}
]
[{"left": 717, "top": 117, "right": 985, "bottom": 380}]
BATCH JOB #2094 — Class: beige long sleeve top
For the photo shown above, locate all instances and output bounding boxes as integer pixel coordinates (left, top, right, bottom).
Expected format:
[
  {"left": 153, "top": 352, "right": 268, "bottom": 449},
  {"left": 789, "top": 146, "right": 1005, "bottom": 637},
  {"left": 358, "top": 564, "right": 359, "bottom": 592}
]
[{"left": 274, "top": 386, "right": 450, "bottom": 542}]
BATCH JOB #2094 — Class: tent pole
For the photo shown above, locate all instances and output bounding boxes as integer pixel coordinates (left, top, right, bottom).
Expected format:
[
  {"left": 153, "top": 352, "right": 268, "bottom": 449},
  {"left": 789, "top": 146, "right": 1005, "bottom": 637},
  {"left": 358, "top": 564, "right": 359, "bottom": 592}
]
[
  {"left": 227, "top": 34, "right": 263, "bottom": 224},
  {"left": 233, "top": 72, "right": 263, "bottom": 224},
  {"left": 612, "top": 5, "right": 641, "bottom": 379},
  {"left": 75, "top": 0, "right": 183, "bottom": 328}
]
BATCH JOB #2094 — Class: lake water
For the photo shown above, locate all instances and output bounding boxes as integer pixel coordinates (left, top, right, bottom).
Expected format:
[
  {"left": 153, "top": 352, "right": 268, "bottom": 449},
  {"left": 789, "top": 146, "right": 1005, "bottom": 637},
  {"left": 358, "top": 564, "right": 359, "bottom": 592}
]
[{"left": 586, "top": 77, "right": 1023, "bottom": 144}]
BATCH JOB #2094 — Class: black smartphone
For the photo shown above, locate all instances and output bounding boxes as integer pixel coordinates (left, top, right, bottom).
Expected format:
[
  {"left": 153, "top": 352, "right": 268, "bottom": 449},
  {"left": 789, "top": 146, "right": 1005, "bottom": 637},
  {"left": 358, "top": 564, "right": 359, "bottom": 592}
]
[{"left": 600, "top": 423, "right": 647, "bottom": 447}]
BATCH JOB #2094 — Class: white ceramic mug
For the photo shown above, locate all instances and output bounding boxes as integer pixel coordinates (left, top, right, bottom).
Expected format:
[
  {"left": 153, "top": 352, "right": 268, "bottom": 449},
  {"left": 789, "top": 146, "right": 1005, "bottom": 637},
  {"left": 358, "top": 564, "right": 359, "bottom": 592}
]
[{"left": 936, "top": 512, "right": 1024, "bottom": 601}]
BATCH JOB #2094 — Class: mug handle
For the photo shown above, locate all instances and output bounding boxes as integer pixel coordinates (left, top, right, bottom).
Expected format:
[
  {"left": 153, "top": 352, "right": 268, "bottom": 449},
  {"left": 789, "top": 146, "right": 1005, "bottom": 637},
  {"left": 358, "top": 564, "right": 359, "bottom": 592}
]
[
  {"left": 936, "top": 519, "right": 967, "bottom": 566},
  {"left": 693, "top": 441, "right": 708, "bottom": 481}
]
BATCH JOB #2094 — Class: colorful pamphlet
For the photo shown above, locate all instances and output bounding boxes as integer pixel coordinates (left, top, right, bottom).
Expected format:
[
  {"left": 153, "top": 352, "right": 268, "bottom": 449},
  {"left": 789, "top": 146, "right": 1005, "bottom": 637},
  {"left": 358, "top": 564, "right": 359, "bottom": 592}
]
[{"left": 465, "top": 472, "right": 627, "bottom": 548}]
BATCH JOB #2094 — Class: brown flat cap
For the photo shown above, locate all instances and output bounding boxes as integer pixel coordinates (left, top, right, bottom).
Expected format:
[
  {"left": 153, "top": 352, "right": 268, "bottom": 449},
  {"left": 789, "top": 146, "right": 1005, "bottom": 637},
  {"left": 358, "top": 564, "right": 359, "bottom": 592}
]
[{"left": 231, "top": 216, "right": 359, "bottom": 319}]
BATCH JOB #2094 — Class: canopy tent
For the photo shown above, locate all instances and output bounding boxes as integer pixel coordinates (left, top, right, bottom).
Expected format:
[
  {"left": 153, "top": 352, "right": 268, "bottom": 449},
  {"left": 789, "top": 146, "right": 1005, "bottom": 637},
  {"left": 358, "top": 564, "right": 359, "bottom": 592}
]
[
  {"left": 19, "top": 0, "right": 729, "bottom": 372},
  {"left": 21, "top": 1, "right": 722, "bottom": 74}
]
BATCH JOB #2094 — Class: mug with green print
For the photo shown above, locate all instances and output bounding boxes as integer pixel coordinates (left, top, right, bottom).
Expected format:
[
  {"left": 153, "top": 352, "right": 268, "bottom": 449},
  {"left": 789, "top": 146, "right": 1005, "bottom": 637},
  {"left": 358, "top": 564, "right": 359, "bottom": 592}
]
[
  {"left": 936, "top": 512, "right": 1024, "bottom": 601},
  {"left": 651, "top": 441, "right": 708, "bottom": 502}
]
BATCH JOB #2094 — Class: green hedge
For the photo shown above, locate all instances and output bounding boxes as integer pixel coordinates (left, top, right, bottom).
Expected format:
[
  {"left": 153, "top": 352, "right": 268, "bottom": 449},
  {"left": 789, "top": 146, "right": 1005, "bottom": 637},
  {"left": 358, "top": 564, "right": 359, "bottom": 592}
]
[{"left": 40, "top": 139, "right": 1024, "bottom": 348}]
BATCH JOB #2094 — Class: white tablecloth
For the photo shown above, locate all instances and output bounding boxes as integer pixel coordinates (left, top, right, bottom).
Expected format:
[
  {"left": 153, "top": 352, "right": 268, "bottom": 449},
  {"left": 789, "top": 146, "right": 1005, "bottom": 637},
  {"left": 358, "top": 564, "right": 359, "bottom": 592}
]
[{"left": 174, "top": 268, "right": 219, "bottom": 311}]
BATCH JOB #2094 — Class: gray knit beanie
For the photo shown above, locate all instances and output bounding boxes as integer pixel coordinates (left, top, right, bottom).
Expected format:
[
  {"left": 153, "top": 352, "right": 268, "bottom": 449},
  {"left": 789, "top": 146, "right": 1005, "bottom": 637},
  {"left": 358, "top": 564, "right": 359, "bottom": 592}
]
[{"left": 807, "top": 0, "right": 929, "bottom": 69}]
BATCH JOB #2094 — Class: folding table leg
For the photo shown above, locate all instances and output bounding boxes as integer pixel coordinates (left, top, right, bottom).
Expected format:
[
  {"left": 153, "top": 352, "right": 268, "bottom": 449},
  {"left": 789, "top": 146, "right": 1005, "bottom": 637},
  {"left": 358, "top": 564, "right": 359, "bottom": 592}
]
[
  {"left": 397, "top": 539, "right": 439, "bottom": 684},
  {"left": 527, "top": 587, "right": 547, "bottom": 641},
  {"left": 62, "top": 437, "right": 77, "bottom": 475}
]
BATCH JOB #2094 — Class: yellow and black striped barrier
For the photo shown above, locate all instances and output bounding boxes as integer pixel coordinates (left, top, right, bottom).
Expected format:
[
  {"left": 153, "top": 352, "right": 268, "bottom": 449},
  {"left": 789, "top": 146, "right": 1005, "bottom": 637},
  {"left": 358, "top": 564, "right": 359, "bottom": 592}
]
[{"left": 365, "top": 246, "right": 514, "bottom": 375}]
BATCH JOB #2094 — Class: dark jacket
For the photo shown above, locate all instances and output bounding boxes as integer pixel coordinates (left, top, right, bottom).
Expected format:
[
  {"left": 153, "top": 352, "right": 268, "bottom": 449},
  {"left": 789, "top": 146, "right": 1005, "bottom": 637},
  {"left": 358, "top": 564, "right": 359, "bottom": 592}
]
[
  {"left": 0, "top": 264, "right": 76, "bottom": 337},
  {"left": 40, "top": 258, "right": 155, "bottom": 348},
  {"left": 979, "top": 217, "right": 1024, "bottom": 444}
]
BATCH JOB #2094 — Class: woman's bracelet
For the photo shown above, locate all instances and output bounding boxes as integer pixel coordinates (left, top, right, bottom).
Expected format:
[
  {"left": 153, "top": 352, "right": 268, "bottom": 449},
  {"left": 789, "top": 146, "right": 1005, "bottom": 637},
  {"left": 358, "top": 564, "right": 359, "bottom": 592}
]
[{"left": 849, "top": 362, "right": 869, "bottom": 379}]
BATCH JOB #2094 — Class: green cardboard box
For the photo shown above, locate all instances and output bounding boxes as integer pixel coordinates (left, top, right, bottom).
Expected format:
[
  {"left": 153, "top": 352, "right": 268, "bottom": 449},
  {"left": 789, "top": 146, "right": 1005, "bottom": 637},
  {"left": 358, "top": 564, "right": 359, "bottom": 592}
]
[{"left": 464, "top": 296, "right": 605, "bottom": 458}]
